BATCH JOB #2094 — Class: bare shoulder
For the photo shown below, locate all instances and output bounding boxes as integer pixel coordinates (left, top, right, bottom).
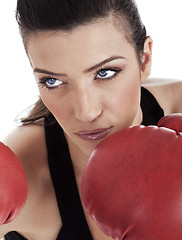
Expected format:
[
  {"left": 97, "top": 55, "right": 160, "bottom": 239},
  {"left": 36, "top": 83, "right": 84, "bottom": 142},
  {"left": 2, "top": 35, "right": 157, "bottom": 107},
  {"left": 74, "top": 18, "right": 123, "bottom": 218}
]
[
  {"left": 1, "top": 124, "right": 62, "bottom": 239},
  {"left": 3, "top": 124, "right": 48, "bottom": 202},
  {"left": 0, "top": 124, "right": 46, "bottom": 234},
  {"left": 3, "top": 123, "right": 46, "bottom": 163},
  {"left": 142, "top": 78, "right": 182, "bottom": 115}
]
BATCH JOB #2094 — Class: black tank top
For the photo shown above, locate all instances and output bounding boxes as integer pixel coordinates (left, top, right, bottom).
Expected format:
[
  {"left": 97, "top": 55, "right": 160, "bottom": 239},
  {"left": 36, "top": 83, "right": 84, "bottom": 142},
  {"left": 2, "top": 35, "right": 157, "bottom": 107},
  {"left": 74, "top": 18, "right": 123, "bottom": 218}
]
[{"left": 5, "top": 87, "right": 164, "bottom": 240}]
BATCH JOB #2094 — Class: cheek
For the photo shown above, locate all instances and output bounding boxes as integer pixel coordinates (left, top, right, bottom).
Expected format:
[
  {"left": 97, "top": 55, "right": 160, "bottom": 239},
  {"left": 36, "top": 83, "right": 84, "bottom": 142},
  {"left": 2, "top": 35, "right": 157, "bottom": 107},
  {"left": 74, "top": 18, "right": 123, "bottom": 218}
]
[
  {"left": 107, "top": 87, "right": 140, "bottom": 117},
  {"left": 103, "top": 73, "right": 141, "bottom": 126},
  {"left": 106, "top": 75, "right": 141, "bottom": 109},
  {"left": 40, "top": 92, "right": 71, "bottom": 125}
]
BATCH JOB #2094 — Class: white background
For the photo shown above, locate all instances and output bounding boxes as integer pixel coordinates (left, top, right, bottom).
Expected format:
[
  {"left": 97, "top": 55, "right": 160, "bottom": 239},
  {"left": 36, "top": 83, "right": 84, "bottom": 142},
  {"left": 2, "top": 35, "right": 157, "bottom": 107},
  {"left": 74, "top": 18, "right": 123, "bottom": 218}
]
[{"left": 0, "top": 1, "right": 182, "bottom": 139}]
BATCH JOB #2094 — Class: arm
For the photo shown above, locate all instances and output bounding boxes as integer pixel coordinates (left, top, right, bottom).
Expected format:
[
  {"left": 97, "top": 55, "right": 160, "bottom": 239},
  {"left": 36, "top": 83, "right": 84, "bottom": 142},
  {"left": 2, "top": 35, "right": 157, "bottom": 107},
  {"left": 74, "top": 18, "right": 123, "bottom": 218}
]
[
  {"left": 1, "top": 124, "right": 62, "bottom": 240},
  {"left": 0, "top": 124, "right": 51, "bottom": 238}
]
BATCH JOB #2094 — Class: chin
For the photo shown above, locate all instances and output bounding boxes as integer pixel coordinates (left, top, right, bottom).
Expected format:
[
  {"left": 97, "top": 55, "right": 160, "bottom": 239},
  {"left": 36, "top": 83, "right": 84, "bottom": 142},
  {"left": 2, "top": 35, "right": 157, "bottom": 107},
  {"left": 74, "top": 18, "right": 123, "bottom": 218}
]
[
  {"left": 81, "top": 143, "right": 98, "bottom": 158},
  {"left": 79, "top": 138, "right": 104, "bottom": 158}
]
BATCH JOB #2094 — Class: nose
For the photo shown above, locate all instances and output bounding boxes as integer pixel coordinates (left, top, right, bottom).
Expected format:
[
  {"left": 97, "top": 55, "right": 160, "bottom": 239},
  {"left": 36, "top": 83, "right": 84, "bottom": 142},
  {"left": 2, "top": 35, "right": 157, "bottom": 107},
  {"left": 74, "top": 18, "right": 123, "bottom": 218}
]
[{"left": 73, "top": 87, "right": 102, "bottom": 122}]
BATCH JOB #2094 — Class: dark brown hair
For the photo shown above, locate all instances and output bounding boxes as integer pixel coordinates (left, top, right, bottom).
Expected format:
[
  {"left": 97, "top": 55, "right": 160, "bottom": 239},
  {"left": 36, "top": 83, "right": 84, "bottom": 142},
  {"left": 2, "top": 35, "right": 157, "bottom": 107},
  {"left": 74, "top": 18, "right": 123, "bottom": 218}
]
[{"left": 16, "top": 0, "right": 147, "bottom": 124}]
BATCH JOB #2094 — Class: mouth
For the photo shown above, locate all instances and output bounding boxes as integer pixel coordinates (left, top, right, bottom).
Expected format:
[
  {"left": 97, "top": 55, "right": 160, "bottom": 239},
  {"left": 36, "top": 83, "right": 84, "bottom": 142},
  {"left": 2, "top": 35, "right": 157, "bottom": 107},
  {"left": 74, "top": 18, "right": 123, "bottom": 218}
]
[{"left": 74, "top": 126, "right": 113, "bottom": 141}]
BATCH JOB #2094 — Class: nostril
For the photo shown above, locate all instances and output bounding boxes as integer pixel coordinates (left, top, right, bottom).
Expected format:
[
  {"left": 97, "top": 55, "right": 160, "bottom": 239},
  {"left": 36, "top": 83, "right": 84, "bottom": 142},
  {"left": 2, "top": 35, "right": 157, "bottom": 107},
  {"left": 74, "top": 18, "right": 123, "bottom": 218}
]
[{"left": 74, "top": 106, "right": 102, "bottom": 122}]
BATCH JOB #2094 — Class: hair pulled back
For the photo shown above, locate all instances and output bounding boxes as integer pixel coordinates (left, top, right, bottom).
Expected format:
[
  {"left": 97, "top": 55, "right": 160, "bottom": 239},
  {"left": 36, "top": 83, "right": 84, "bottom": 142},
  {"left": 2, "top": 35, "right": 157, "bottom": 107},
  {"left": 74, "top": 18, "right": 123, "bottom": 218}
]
[{"left": 16, "top": 0, "right": 147, "bottom": 124}]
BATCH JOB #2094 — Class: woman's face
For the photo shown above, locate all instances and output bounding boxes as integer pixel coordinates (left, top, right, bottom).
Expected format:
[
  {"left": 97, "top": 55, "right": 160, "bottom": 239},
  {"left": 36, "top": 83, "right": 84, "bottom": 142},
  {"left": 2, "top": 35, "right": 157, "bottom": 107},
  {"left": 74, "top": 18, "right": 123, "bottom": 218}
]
[{"left": 27, "top": 18, "right": 151, "bottom": 157}]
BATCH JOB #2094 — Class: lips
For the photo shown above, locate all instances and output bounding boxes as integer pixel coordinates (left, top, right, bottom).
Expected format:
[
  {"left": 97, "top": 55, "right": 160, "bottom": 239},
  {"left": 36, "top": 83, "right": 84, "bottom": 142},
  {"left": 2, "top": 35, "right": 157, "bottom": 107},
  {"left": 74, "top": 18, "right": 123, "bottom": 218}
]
[{"left": 75, "top": 126, "right": 113, "bottom": 141}]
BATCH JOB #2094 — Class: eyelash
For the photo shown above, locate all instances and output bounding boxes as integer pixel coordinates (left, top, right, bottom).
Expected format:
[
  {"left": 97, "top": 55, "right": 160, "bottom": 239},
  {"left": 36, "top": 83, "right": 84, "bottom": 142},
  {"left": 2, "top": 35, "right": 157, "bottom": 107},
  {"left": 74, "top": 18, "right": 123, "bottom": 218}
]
[
  {"left": 95, "top": 67, "right": 121, "bottom": 81},
  {"left": 38, "top": 67, "right": 122, "bottom": 90},
  {"left": 38, "top": 76, "right": 66, "bottom": 90}
]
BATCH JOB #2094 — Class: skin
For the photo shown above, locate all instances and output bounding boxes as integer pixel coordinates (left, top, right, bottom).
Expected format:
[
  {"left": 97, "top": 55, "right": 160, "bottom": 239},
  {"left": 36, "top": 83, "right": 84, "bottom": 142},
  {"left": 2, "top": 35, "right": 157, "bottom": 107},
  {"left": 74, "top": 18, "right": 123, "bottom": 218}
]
[
  {"left": 27, "top": 18, "right": 151, "bottom": 159},
  {"left": 1, "top": 17, "right": 182, "bottom": 240}
]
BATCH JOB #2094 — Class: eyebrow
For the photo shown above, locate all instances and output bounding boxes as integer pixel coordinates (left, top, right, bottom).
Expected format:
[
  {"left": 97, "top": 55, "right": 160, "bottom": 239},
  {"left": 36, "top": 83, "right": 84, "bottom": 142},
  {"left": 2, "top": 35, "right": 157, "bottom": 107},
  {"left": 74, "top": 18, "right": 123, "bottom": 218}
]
[
  {"left": 84, "top": 56, "right": 126, "bottom": 73},
  {"left": 33, "top": 68, "right": 67, "bottom": 77},
  {"left": 33, "top": 55, "right": 126, "bottom": 76}
]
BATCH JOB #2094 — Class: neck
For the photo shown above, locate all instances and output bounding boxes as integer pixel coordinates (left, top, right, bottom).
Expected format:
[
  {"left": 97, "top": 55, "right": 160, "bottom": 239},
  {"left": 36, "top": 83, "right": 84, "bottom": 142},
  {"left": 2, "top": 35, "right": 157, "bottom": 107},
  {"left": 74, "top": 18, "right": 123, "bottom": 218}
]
[
  {"left": 132, "top": 106, "right": 143, "bottom": 126},
  {"left": 64, "top": 133, "right": 89, "bottom": 187}
]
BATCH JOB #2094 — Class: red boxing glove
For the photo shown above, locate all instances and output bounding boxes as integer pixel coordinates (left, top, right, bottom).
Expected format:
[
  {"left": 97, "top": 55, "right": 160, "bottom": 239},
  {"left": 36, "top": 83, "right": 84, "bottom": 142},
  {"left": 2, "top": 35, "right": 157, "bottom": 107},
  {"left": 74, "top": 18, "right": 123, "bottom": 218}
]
[
  {"left": 0, "top": 142, "right": 28, "bottom": 225},
  {"left": 81, "top": 114, "right": 182, "bottom": 240},
  {"left": 157, "top": 113, "right": 182, "bottom": 132}
]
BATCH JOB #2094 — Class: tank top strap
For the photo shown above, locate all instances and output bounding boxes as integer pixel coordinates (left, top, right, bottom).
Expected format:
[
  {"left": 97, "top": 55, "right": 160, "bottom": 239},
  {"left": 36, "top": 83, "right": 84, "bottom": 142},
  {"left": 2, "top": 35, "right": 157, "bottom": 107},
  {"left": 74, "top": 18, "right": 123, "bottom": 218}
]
[
  {"left": 141, "top": 87, "right": 164, "bottom": 125},
  {"left": 44, "top": 115, "right": 93, "bottom": 240}
]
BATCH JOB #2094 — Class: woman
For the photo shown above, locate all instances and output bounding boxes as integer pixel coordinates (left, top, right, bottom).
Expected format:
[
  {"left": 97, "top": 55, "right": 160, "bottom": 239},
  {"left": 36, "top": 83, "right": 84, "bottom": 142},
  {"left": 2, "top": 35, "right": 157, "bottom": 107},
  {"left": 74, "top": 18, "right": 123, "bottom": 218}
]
[{"left": 1, "top": 0, "right": 182, "bottom": 239}]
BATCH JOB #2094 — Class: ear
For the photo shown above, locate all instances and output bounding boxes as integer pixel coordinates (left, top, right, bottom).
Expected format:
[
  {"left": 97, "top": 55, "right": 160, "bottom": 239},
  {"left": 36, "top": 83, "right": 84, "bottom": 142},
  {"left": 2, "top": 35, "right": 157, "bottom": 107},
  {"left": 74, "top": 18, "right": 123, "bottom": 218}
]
[{"left": 140, "top": 36, "right": 153, "bottom": 82}]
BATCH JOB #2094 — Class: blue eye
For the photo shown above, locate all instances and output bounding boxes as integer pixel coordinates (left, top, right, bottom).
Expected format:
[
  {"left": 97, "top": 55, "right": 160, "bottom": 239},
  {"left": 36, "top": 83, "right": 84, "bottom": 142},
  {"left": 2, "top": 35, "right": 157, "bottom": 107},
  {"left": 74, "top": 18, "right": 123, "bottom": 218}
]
[
  {"left": 96, "top": 68, "right": 120, "bottom": 80},
  {"left": 39, "top": 77, "right": 64, "bottom": 89},
  {"left": 47, "top": 78, "right": 57, "bottom": 85},
  {"left": 98, "top": 70, "right": 109, "bottom": 78}
]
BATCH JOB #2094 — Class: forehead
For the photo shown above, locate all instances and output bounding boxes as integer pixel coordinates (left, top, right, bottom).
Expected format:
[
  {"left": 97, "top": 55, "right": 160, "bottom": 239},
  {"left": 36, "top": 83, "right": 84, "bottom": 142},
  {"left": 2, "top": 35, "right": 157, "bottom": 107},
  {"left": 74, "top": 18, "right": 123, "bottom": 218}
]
[{"left": 27, "top": 19, "right": 135, "bottom": 70}]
